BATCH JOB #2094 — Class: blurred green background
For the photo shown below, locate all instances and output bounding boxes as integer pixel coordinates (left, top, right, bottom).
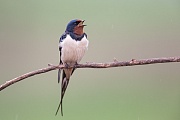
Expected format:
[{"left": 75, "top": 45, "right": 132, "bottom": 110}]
[{"left": 0, "top": 0, "right": 180, "bottom": 120}]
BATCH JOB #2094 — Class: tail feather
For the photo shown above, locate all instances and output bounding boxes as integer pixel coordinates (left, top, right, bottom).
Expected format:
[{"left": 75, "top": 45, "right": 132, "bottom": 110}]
[
  {"left": 58, "top": 69, "right": 61, "bottom": 83},
  {"left": 56, "top": 70, "right": 70, "bottom": 116},
  {"left": 56, "top": 68, "right": 76, "bottom": 116},
  {"left": 55, "top": 100, "right": 62, "bottom": 116}
]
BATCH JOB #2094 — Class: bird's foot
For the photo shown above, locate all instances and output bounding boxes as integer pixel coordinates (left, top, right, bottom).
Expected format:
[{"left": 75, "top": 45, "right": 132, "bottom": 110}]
[
  {"left": 64, "top": 63, "right": 69, "bottom": 68},
  {"left": 74, "top": 62, "right": 78, "bottom": 68}
]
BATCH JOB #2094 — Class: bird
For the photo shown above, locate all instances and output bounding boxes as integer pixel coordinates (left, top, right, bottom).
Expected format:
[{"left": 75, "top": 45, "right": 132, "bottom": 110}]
[{"left": 55, "top": 19, "right": 89, "bottom": 116}]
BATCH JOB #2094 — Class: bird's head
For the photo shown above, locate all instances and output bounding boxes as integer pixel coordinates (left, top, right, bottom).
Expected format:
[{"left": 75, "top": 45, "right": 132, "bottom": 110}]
[{"left": 66, "top": 19, "right": 86, "bottom": 35}]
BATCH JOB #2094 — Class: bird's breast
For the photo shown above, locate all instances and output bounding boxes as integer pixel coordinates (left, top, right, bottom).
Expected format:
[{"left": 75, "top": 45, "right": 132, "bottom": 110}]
[{"left": 60, "top": 35, "right": 88, "bottom": 65}]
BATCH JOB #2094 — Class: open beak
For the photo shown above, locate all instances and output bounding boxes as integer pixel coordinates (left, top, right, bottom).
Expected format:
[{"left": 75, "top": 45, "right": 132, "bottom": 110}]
[{"left": 78, "top": 20, "right": 86, "bottom": 27}]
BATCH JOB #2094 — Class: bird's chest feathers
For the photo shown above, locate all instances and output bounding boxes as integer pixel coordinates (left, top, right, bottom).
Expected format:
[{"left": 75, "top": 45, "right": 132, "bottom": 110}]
[
  {"left": 62, "top": 35, "right": 88, "bottom": 50},
  {"left": 61, "top": 35, "right": 88, "bottom": 64}
]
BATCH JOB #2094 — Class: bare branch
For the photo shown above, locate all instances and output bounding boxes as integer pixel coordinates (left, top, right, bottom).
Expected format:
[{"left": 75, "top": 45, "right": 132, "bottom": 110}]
[{"left": 0, "top": 56, "right": 180, "bottom": 91}]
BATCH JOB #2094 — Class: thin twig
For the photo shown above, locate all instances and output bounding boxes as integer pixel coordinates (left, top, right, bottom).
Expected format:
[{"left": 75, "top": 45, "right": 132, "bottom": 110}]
[{"left": 0, "top": 56, "right": 180, "bottom": 91}]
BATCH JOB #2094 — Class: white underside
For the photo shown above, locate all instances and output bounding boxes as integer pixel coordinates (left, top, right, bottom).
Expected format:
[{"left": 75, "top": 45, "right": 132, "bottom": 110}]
[{"left": 60, "top": 34, "right": 89, "bottom": 66}]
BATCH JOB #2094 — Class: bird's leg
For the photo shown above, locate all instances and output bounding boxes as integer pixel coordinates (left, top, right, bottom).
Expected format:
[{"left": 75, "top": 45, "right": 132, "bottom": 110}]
[
  {"left": 64, "top": 62, "right": 69, "bottom": 68},
  {"left": 73, "top": 62, "right": 78, "bottom": 69}
]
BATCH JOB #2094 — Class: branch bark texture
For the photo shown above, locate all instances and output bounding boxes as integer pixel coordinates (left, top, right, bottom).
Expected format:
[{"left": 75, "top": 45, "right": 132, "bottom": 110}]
[{"left": 0, "top": 56, "right": 180, "bottom": 91}]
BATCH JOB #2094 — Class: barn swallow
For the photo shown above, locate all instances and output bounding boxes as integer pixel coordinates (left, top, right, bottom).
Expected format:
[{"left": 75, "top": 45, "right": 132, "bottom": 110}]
[{"left": 55, "top": 19, "right": 89, "bottom": 116}]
